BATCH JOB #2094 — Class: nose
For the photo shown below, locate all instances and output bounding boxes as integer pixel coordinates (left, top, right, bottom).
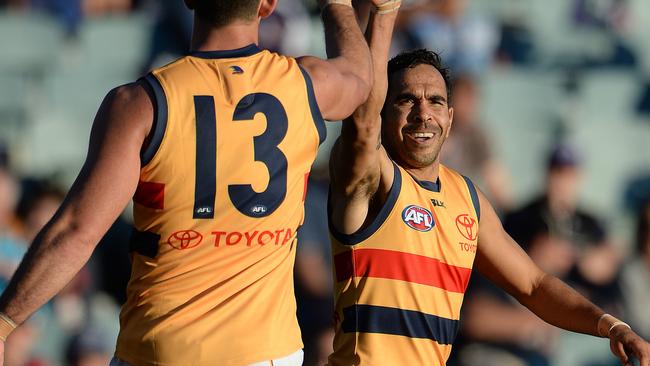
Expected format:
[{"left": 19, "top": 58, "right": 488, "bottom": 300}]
[{"left": 412, "top": 103, "right": 432, "bottom": 124}]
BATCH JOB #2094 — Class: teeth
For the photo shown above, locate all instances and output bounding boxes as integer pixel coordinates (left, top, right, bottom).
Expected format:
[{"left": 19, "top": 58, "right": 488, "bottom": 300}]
[{"left": 412, "top": 132, "right": 434, "bottom": 138}]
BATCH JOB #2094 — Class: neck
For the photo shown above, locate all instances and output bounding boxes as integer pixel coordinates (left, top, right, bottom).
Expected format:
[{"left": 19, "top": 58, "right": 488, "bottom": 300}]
[
  {"left": 190, "top": 17, "right": 259, "bottom": 52},
  {"left": 404, "top": 161, "right": 440, "bottom": 183}
]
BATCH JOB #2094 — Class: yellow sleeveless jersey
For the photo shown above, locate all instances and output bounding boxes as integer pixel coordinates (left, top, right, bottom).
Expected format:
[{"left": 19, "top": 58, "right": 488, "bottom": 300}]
[
  {"left": 115, "top": 44, "right": 325, "bottom": 366},
  {"left": 328, "top": 163, "right": 480, "bottom": 365}
]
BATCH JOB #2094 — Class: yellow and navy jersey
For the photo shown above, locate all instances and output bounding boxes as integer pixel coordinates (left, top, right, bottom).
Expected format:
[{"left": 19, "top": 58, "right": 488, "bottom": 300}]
[
  {"left": 328, "top": 163, "right": 480, "bottom": 366},
  {"left": 115, "top": 44, "right": 326, "bottom": 366}
]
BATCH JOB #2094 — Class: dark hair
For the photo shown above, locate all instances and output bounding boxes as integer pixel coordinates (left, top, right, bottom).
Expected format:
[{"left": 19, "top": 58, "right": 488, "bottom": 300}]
[
  {"left": 387, "top": 49, "right": 452, "bottom": 103},
  {"left": 194, "top": 0, "right": 261, "bottom": 27}
]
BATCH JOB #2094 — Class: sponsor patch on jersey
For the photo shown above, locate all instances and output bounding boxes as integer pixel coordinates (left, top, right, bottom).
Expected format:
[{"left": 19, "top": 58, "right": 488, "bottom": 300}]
[
  {"left": 402, "top": 205, "right": 435, "bottom": 232},
  {"left": 250, "top": 204, "right": 268, "bottom": 215},
  {"left": 455, "top": 214, "right": 478, "bottom": 241},
  {"left": 167, "top": 230, "right": 203, "bottom": 250}
]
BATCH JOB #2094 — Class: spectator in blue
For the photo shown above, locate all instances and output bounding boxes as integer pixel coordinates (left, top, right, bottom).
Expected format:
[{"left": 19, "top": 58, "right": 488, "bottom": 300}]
[
  {"left": 0, "top": 145, "right": 27, "bottom": 293},
  {"left": 400, "top": 0, "right": 498, "bottom": 75}
]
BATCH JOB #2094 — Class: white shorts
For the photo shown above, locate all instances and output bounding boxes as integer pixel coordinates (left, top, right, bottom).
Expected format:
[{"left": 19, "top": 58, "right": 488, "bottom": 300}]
[{"left": 109, "top": 349, "right": 304, "bottom": 366}]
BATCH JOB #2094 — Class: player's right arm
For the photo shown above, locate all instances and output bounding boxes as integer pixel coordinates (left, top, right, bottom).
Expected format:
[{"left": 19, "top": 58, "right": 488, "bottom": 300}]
[
  {"left": 0, "top": 82, "right": 153, "bottom": 365},
  {"left": 297, "top": 1, "right": 376, "bottom": 121},
  {"left": 329, "top": 3, "right": 399, "bottom": 235}
]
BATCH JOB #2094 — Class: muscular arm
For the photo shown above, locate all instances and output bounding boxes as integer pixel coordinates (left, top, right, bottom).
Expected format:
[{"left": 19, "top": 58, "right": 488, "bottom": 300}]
[
  {"left": 329, "top": 7, "right": 398, "bottom": 234},
  {"left": 0, "top": 83, "right": 151, "bottom": 329},
  {"left": 297, "top": 3, "right": 372, "bottom": 121},
  {"left": 475, "top": 188, "right": 650, "bottom": 365}
]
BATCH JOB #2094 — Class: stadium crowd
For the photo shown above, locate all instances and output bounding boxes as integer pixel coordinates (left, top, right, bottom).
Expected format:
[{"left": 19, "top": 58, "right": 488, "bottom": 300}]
[{"left": 1, "top": 0, "right": 650, "bottom": 365}]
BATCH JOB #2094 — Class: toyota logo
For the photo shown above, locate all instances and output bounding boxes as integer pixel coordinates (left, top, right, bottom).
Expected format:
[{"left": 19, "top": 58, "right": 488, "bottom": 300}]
[
  {"left": 455, "top": 214, "right": 477, "bottom": 241},
  {"left": 167, "top": 230, "right": 203, "bottom": 250}
]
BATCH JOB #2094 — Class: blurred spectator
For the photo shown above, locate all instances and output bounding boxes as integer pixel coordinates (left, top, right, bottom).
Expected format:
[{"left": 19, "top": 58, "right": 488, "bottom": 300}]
[
  {"left": 259, "top": 0, "right": 312, "bottom": 56},
  {"left": 399, "top": 0, "right": 498, "bottom": 75},
  {"left": 65, "top": 327, "right": 112, "bottom": 366},
  {"left": 494, "top": 4, "right": 535, "bottom": 65},
  {"left": 295, "top": 168, "right": 334, "bottom": 366},
  {"left": 0, "top": 168, "right": 26, "bottom": 292},
  {"left": 82, "top": 0, "right": 132, "bottom": 17},
  {"left": 0, "top": 142, "right": 9, "bottom": 171},
  {"left": 0, "top": 169, "right": 56, "bottom": 365},
  {"left": 620, "top": 199, "right": 650, "bottom": 340},
  {"left": 623, "top": 173, "right": 650, "bottom": 214},
  {"left": 503, "top": 143, "right": 623, "bottom": 313},
  {"left": 30, "top": 0, "right": 83, "bottom": 38},
  {"left": 570, "top": 0, "right": 637, "bottom": 68},
  {"left": 637, "top": 81, "right": 650, "bottom": 117},
  {"left": 442, "top": 74, "right": 514, "bottom": 212},
  {"left": 4, "top": 317, "right": 49, "bottom": 366},
  {"left": 15, "top": 178, "right": 65, "bottom": 243},
  {"left": 6, "top": 0, "right": 133, "bottom": 38},
  {"left": 139, "top": 0, "right": 192, "bottom": 72}
]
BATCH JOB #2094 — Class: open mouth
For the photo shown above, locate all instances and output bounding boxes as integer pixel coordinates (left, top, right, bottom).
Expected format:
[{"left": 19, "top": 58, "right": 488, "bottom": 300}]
[{"left": 405, "top": 132, "right": 436, "bottom": 143}]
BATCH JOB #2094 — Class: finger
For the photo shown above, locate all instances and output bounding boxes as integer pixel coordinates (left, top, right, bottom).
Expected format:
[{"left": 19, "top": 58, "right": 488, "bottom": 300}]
[
  {"left": 638, "top": 347, "right": 650, "bottom": 366},
  {"left": 611, "top": 340, "right": 630, "bottom": 365}
]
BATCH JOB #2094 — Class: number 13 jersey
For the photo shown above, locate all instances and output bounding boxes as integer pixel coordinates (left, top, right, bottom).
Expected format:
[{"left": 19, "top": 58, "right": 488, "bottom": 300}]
[{"left": 115, "top": 44, "right": 325, "bottom": 366}]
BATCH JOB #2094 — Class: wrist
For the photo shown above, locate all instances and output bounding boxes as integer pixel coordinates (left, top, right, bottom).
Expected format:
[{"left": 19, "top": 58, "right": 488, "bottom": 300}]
[
  {"left": 373, "top": 0, "right": 401, "bottom": 14},
  {"left": 0, "top": 313, "right": 17, "bottom": 341},
  {"left": 597, "top": 313, "right": 631, "bottom": 338}
]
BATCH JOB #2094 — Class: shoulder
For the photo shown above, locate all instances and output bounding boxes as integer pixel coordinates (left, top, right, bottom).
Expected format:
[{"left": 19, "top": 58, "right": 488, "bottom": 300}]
[
  {"left": 95, "top": 81, "right": 154, "bottom": 141},
  {"left": 106, "top": 81, "right": 153, "bottom": 112}
]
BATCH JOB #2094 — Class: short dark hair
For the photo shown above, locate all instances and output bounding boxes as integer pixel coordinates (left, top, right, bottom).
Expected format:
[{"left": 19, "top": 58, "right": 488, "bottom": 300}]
[
  {"left": 387, "top": 49, "right": 452, "bottom": 103},
  {"left": 194, "top": 0, "right": 261, "bottom": 27}
]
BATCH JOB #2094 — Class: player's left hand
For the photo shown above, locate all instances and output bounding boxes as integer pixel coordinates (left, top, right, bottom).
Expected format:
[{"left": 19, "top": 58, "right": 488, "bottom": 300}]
[{"left": 609, "top": 325, "right": 650, "bottom": 366}]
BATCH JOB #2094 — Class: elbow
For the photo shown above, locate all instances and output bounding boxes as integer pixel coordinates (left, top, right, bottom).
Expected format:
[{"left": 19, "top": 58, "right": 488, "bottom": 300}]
[
  {"left": 515, "top": 271, "right": 548, "bottom": 305},
  {"left": 38, "top": 215, "right": 100, "bottom": 255},
  {"left": 357, "top": 77, "right": 372, "bottom": 105}
]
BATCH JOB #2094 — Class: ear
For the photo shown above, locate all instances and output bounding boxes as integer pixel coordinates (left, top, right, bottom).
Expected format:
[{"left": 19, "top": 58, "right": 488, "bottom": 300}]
[
  {"left": 446, "top": 107, "right": 454, "bottom": 138},
  {"left": 258, "top": 0, "right": 277, "bottom": 19},
  {"left": 183, "top": 0, "right": 195, "bottom": 10}
]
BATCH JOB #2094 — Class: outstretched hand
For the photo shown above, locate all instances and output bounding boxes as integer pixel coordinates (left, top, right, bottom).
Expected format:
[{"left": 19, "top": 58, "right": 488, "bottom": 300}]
[{"left": 609, "top": 326, "right": 650, "bottom": 366}]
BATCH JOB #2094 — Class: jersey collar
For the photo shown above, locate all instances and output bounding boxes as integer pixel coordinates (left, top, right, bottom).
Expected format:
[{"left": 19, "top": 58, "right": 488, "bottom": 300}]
[{"left": 189, "top": 44, "right": 262, "bottom": 59}]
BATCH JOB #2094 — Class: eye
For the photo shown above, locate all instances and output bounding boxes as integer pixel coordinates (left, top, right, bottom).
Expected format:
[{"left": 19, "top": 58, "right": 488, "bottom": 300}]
[
  {"left": 429, "top": 97, "right": 445, "bottom": 106},
  {"left": 397, "top": 98, "right": 414, "bottom": 106}
]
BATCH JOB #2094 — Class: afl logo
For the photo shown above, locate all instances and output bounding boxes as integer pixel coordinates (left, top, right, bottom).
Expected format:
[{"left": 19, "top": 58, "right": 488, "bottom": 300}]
[
  {"left": 402, "top": 205, "right": 435, "bottom": 232},
  {"left": 455, "top": 214, "right": 478, "bottom": 241},
  {"left": 250, "top": 205, "right": 268, "bottom": 215},
  {"left": 167, "top": 230, "right": 203, "bottom": 250}
]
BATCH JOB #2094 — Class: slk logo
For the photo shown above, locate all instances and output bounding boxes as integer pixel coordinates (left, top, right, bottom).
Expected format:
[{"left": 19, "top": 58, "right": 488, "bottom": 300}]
[
  {"left": 402, "top": 205, "right": 435, "bottom": 232},
  {"left": 167, "top": 230, "right": 203, "bottom": 250},
  {"left": 455, "top": 214, "right": 477, "bottom": 241}
]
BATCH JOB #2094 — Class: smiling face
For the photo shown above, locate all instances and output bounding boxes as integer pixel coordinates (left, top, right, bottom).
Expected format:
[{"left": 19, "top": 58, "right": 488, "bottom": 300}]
[{"left": 382, "top": 64, "right": 454, "bottom": 170}]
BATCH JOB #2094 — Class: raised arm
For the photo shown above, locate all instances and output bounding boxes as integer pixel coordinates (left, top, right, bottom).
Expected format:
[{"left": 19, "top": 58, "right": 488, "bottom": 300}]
[
  {"left": 474, "top": 188, "right": 650, "bottom": 366},
  {"left": 298, "top": 1, "right": 396, "bottom": 121},
  {"left": 329, "top": 3, "right": 399, "bottom": 235},
  {"left": 0, "top": 82, "right": 152, "bottom": 363}
]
